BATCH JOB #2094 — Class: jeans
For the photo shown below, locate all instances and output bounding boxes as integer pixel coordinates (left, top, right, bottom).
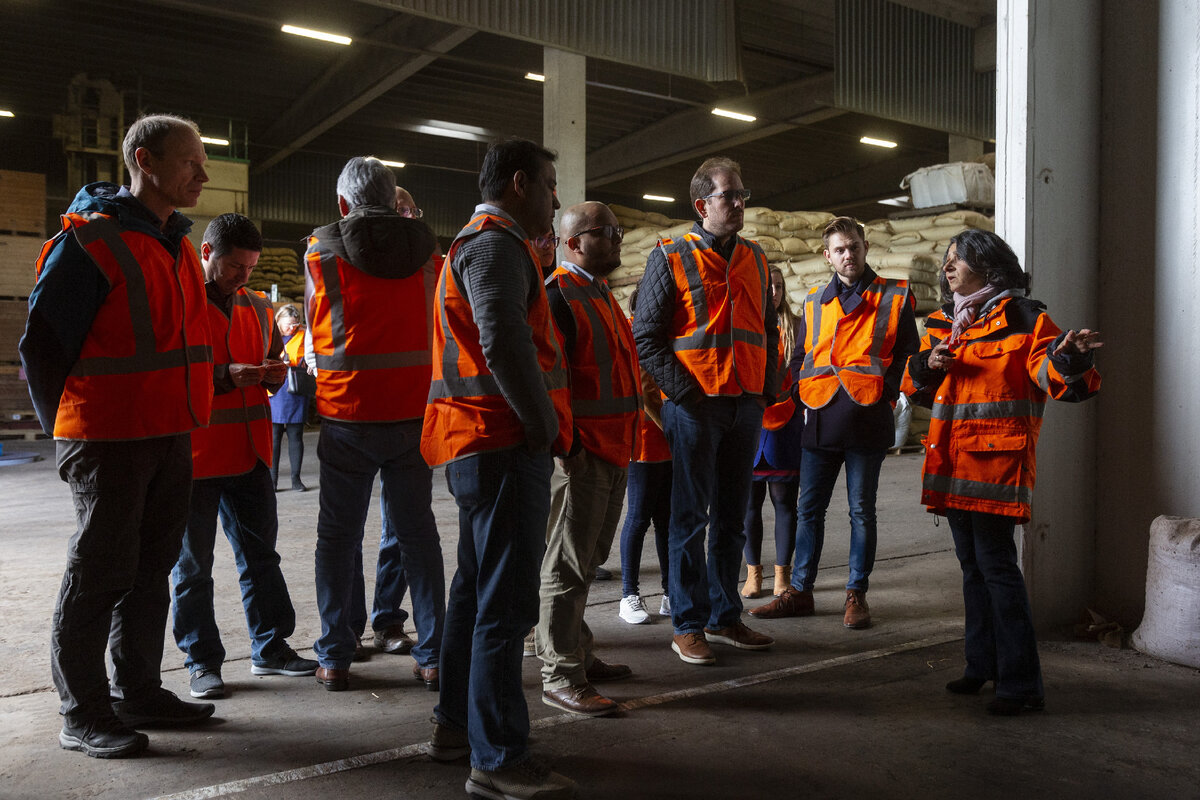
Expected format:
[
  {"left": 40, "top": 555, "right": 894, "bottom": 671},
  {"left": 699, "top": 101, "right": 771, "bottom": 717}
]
[
  {"left": 172, "top": 462, "right": 296, "bottom": 673},
  {"left": 792, "top": 447, "right": 887, "bottom": 592},
  {"left": 51, "top": 435, "right": 192, "bottom": 724},
  {"left": 436, "top": 447, "right": 552, "bottom": 771},
  {"left": 619, "top": 460, "right": 672, "bottom": 597},
  {"left": 372, "top": 492, "right": 410, "bottom": 632},
  {"left": 742, "top": 478, "right": 800, "bottom": 566},
  {"left": 662, "top": 396, "right": 763, "bottom": 634},
  {"left": 314, "top": 419, "right": 445, "bottom": 669},
  {"left": 271, "top": 423, "right": 304, "bottom": 486},
  {"left": 947, "top": 508, "right": 1044, "bottom": 699}
]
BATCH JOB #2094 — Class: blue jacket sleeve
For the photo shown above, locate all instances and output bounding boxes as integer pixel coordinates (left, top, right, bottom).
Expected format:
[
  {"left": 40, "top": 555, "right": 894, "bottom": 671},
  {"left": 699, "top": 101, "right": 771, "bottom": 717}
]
[{"left": 18, "top": 233, "right": 110, "bottom": 434}]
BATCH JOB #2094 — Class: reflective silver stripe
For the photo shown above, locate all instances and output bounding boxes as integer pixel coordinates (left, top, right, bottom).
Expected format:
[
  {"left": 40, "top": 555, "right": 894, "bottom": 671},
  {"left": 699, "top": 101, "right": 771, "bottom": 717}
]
[
  {"left": 235, "top": 290, "right": 275, "bottom": 355},
  {"left": 924, "top": 472, "right": 1032, "bottom": 506},
  {"left": 209, "top": 403, "right": 270, "bottom": 425},
  {"left": 70, "top": 344, "right": 213, "bottom": 377},
  {"left": 428, "top": 373, "right": 500, "bottom": 400},
  {"left": 573, "top": 395, "right": 640, "bottom": 416},
  {"left": 796, "top": 282, "right": 899, "bottom": 381},
  {"left": 1036, "top": 354, "right": 1051, "bottom": 392},
  {"left": 72, "top": 215, "right": 157, "bottom": 356},
  {"left": 931, "top": 399, "right": 1046, "bottom": 421},
  {"left": 316, "top": 350, "right": 432, "bottom": 371},
  {"left": 801, "top": 293, "right": 822, "bottom": 373},
  {"left": 557, "top": 277, "right": 619, "bottom": 407},
  {"left": 866, "top": 281, "right": 907, "bottom": 362}
]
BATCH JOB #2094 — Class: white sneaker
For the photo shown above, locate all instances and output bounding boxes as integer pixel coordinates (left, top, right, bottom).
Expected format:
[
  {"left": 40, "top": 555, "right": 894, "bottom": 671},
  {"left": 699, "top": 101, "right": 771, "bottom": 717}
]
[
  {"left": 619, "top": 594, "right": 651, "bottom": 624},
  {"left": 659, "top": 595, "right": 671, "bottom": 616}
]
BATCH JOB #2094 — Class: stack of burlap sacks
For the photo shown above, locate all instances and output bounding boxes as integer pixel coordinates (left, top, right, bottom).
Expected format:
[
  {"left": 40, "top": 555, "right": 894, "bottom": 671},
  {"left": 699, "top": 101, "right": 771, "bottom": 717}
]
[
  {"left": 602, "top": 203, "right": 996, "bottom": 448},
  {"left": 247, "top": 247, "right": 306, "bottom": 306}
]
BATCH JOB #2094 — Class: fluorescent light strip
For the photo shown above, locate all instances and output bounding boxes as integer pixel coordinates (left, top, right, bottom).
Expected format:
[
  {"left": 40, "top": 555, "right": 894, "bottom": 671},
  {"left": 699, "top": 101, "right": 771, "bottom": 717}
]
[
  {"left": 378, "top": 160, "right": 406, "bottom": 168},
  {"left": 200, "top": 136, "right": 229, "bottom": 146},
  {"left": 281, "top": 24, "right": 352, "bottom": 46},
  {"left": 711, "top": 107, "right": 756, "bottom": 122},
  {"left": 0, "top": 110, "right": 14, "bottom": 118},
  {"left": 877, "top": 195, "right": 910, "bottom": 207},
  {"left": 525, "top": 72, "right": 546, "bottom": 82},
  {"left": 642, "top": 194, "right": 675, "bottom": 203},
  {"left": 860, "top": 136, "right": 898, "bottom": 148}
]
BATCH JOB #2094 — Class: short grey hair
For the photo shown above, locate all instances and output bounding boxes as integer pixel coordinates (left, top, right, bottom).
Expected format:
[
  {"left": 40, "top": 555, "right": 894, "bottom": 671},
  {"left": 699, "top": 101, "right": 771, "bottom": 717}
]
[
  {"left": 123, "top": 114, "right": 199, "bottom": 176},
  {"left": 337, "top": 157, "right": 397, "bottom": 210}
]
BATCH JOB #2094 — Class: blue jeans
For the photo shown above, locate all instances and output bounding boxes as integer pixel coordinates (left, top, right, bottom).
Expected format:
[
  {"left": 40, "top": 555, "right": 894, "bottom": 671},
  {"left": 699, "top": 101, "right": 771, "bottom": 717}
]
[
  {"left": 372, "top": 493, "right": 410, "bottom": 632},
  {"left": 619, "top": 460, "right": 672, "bottom": 597},
  {"left": 436, "top": 447, "right": 552, "bottom": 771},
  {"left": 947, "top": 509, "right": 1044, "bottom": 700},
  {"left": 173, "top": 462, "right": 296, "bottom": 672},
  {"left": 792, "top": 447, "right": 886, "bottom": 592},
  {"left": 662, "top": 396, "right": 763, "bottom": 634},
  {"left": 314, "top": 420, "right": 445, "bottom": 669}
]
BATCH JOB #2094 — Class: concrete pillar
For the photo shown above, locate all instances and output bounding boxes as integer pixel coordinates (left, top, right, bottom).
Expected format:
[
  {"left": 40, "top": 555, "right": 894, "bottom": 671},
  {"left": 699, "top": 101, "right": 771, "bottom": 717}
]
[
  {"left": 543, "top": 47, "right": 586, "bottom": 260},
  {"left": 995, "top": 0, "right": 1102, "bottom": 628},
  {"left": 948, "top": 135, "right": 984, "bottom": 164}
]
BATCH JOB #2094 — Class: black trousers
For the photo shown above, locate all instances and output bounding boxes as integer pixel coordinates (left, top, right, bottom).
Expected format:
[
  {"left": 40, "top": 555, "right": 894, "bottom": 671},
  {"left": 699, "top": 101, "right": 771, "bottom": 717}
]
[
  {"left": 271, "top": 422, "right": 304, "bottom": 485},
  {"left": 51, "top": 435, "right": 192, "bottom": 724}
]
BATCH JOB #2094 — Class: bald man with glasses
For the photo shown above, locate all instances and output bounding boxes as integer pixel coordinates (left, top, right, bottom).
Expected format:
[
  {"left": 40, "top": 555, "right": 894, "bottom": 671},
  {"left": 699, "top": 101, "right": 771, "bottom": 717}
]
[{"left": 632, "top": 156, "right": 779, "bottom": 666}]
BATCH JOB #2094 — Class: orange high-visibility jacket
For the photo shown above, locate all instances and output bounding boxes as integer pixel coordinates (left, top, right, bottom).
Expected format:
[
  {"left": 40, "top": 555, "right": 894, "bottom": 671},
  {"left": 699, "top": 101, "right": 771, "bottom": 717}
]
[
  {"left": 191, "top": 287, "right": 275, "bottom": 479},
  {"left": 421, "top": 213, "right": 572, "bottom": 466},
  {"left": 795, "top": 276, "right": 911, "bottom": 409},
  {"left": 283, "top": 326, "right": 305, "bottom": 366},
  {"left": 659, "top": 232, "right": 771, "bottom": 396},
  {"left": 901, "top": 296, "right": 1101, "bottom": 521},
  {"left": 39, "top": 211, "right": 213, "bottom": 440},
  {"left": 549, "top": 266, "right": 640, "bottom": 467},
  {"left": 305, "top": 238, "right": 436, "bottom": 422}
]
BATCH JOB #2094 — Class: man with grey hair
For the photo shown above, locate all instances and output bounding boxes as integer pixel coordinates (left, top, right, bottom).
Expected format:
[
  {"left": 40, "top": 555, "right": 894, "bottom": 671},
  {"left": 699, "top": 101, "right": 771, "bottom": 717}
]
[
  {"left": 21, "top": 113, "right": 217, "bottom": 758},
  {"left": 304, "top": 157, "right": 446, "bottom": 693}
]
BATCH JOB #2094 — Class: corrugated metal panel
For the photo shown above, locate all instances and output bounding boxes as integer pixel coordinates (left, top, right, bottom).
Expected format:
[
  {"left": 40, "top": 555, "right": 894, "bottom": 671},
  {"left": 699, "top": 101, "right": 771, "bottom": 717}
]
[
  {"left": 834, "top": 0, "right": 994, "bottom": 141},
  {"left": 362, "top": 0, "right": 742, "bottom": 83}
]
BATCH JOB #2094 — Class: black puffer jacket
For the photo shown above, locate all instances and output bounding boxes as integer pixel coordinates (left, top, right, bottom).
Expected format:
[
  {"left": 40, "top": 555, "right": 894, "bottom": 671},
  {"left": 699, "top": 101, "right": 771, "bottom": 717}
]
[{"left": 309, "top": 204, "right": 437, "bottom": 278}]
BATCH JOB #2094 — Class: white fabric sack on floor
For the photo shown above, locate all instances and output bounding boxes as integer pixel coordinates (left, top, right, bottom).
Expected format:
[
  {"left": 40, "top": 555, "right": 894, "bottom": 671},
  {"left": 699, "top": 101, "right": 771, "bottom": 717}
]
[{"left": 1131, "top": 515, "right": 1200, "bottom": 668}]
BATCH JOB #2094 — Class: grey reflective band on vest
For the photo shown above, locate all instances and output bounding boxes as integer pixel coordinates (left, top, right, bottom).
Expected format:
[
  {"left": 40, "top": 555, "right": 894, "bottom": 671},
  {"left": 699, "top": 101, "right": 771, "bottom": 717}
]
[
  {"left": 924, "top": 472, "right": 1032, "bottom": 506},
  {"left": 316, "top": 350, "right": 432, "bottom": 371},
  {"left": 865, "top": 281, "right": 906, "bottom": 362},
  {"left": 796, "top": 280, "right": 903, "bottom": 381},
  {"left": 69, "top": 344, "right": 213, "bottom": 377},
  {"left": 931, "top": 399, "right": 1046, "bottom": 421},
  {"left": 1036, "top": 355, "right": 1052, "bottom": 392},
  {"left": 209, "top": 403, "right": 270, "bottom": 425},
  {"left": 573, "top": 394, "right": 639, "bottom": 416},
  {"left": 665, "top": 236, "right": 766, "bottom": 353}
]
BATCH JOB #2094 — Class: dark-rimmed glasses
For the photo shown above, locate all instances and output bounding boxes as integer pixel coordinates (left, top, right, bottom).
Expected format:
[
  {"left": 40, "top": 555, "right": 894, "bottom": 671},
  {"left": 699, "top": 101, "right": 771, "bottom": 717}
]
[{"left": 534, "top": 234, "right": 560, "bottom": 249}]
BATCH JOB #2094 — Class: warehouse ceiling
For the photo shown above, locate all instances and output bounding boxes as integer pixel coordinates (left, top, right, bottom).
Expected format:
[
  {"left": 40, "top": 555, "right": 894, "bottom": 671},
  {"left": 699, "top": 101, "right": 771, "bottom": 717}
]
[{"left": 0, "top": 0, "right": 996, "bottom": 223}]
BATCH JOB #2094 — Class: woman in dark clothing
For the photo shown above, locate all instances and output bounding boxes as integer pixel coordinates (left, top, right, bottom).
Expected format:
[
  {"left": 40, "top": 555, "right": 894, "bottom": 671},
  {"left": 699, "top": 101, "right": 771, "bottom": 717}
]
[{"left": 269, "top": 304, "right": 309, "bottom": 492}]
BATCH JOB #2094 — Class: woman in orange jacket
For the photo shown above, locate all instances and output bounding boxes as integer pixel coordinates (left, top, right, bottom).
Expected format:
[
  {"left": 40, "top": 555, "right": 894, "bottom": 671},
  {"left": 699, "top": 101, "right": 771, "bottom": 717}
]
[{"left": 902, "top": 229, "right": 1102, "bottom": 716}]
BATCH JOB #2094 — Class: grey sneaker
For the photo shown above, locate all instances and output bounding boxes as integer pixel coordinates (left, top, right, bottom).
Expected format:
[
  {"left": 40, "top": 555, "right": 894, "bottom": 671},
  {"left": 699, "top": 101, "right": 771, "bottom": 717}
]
[
  {"left": 466, "top": 757, "right": 578, "bottom": 800},
  {"left": 427, "top": 717, "right": 470, "bottom": 762},
  {"left": 659, "top": 595, "right": 671, "bottom": 616},
  {"left": 251, "top": 647, "right": 318, "bottom": 676},
  {"left": 189, "top": 668, "right": 225, "bottom": 699}
]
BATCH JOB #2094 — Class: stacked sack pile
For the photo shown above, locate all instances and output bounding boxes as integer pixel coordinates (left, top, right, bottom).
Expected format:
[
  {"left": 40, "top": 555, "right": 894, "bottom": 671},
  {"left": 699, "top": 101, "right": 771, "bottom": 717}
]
[{"left": 248, "top": 247, "right": 306, "bottom": 305}]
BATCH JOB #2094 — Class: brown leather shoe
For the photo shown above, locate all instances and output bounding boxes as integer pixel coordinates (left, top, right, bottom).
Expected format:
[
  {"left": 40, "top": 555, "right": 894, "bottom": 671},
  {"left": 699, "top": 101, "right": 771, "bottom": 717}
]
[
  {"left": 704, "top": 620, "right": 774, "bottom": 650},
  {"left": 412, "top": 663, "right": 439, "bottom": 691},
  {"left": 374, "top": 624, "right": 415, "bottom": 655},
  {"left": 542, "top": 684, "right": 619, "bottom": 717},
  {"left": 584, "top": 658, "right": 632, "bottom": 683},
  {"left": 671, "top": 632, "right": 716, "bottom": 665},
  {"left": 748, "top": 586, "right": 814, "bottom": 619},
  {"left": 315, "top": 667, "right": 349, "bottom": 691},
  {"left": 353, "top": 639, "right": 370, "bottom": 662},
  {"left": 843, "top": 589, "right": 871, "bottom": 629}
]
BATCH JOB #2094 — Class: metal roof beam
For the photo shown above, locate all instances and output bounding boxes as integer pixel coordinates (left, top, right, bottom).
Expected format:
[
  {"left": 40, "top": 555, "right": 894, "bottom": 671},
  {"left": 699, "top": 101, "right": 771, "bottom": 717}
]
[
  {"left": 759, "top": 151, "right": 934, "bottom": 212},
  {"left": 585, "top": 72, "right": 836, "bottom": 188}
]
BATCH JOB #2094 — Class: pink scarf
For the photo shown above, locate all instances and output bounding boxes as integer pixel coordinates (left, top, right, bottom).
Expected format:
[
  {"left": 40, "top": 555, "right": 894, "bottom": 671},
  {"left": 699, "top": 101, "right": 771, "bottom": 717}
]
[{"left": 950, "top": 285, "right": 1000, "bottom": 344}]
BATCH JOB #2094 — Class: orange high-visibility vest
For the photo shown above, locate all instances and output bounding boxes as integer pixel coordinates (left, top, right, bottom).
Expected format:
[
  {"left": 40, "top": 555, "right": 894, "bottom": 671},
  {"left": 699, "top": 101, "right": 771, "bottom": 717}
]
[
  {"left": 305, "top": 239, "right": 436, "bottom": 422},
  {"left": 191, "top": 287, "right": 275, "bottom": 479},
  {"left": 795, "top": 276, "right": 911, "bottom": 409},
  {"left": 38, "top": 212, "right": 213, "bottom": 440},
  {"left": 283, "top": 326, "right": 305, "bottom": 366},
  {"left": 658, "top": 233, "right": 771, "bottom": 396},
  {"left": 762, "top": 332, "right": 798, "bottom": 431},
  {"left": 421, "top": 212, "right": 572, "bottom": 466},
  {"left": 901, "top": 297, "right": 1101, "bottom": 522},
  {"left": 549, "top": 266, "right": 640, "bottom": 467}
]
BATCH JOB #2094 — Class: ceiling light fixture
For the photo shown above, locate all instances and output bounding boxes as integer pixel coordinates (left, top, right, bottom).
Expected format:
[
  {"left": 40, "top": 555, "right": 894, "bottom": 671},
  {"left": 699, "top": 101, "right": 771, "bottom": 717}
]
[
  {"left": 200, "top": 136, "right": 229, "bottom": 146},
  {"left": 877, "top": 195, "right": 911, "bottom": 207},
  {"left": 525, "top": 73, "right": 546, "bottom": 82},
  {"left": 281, "top": 24, "right": 352, "bottom": 46},
  {"left": 711, "top": 108, "right": 756, "bottom": 122},
  {"left": 860, "top": 136, "right": 898, "bottom": 148},
  {"left": 0, "top": 109, "right": 14, "bottom": 118},
  {"left": 412, "top": 120, "right": 492, "bottom": 143},
  {"left": 378, "top": 159, "right": 406, "bottom": 168},
  {"left": 642, "top": 194, "right": 675, "bottom": 203}
]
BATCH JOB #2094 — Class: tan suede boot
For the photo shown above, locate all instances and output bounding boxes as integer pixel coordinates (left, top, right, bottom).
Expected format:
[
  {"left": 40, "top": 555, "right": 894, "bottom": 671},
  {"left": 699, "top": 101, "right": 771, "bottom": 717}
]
[
  {"left": 741, "top": 565, "right": 763, "bottom": 598},
  {"left": 773, "top": 565, "right": 791, "bottom": 596}
]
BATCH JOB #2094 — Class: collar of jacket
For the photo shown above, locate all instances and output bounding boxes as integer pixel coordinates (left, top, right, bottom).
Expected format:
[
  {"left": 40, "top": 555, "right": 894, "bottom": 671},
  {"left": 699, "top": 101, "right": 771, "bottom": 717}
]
[{"left": 820, "top": 264, "right": 879, "bottom": 314}]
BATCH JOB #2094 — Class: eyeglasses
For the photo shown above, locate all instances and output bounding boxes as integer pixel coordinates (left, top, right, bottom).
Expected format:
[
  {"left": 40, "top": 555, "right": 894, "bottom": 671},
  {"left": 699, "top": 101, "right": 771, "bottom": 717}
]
[
  {"left": 700, "top": 189, "right": 751, "bottom": 203},
  {"left": 398, "top": 206, "right": 424, "bottom": 219},
  {"left": 533, "top": 234, "right": 560, "bottom": 249},
  {"left": 572, "top": 225, "right": 624, "bottom": 242}
]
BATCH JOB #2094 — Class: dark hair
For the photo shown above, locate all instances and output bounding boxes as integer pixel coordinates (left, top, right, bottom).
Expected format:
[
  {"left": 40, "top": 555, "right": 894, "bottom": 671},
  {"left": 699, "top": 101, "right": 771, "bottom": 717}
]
[
  {"left": 122, "top": 114, "right": 199, "bottom": 175},
  {"left": 941, "top": 228, "right": 1031, "bottom": 301},
  {"left": 821, "top": 216, "right": 865, "bottom": 248},
  {"left": 479, "top": 139, "right": 556, "bottom": 203},
  {"left": 629, "top": 285, "right": 640, "bottom": 314},
  {"left": 689, "top": 156, "right": 741, "bottom": 208},
  {"left": 202, "top": 213, "right": 262, "bottom": 260},
  {"left": 337, "top": 157, "right": 397, "bottom": 210}
]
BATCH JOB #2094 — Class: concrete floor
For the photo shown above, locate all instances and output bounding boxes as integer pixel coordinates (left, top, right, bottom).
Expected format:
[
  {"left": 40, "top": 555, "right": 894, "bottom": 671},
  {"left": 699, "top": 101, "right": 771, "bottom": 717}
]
[{"left": 0, "top": 433, "right": 1197, "bottom": 800}]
